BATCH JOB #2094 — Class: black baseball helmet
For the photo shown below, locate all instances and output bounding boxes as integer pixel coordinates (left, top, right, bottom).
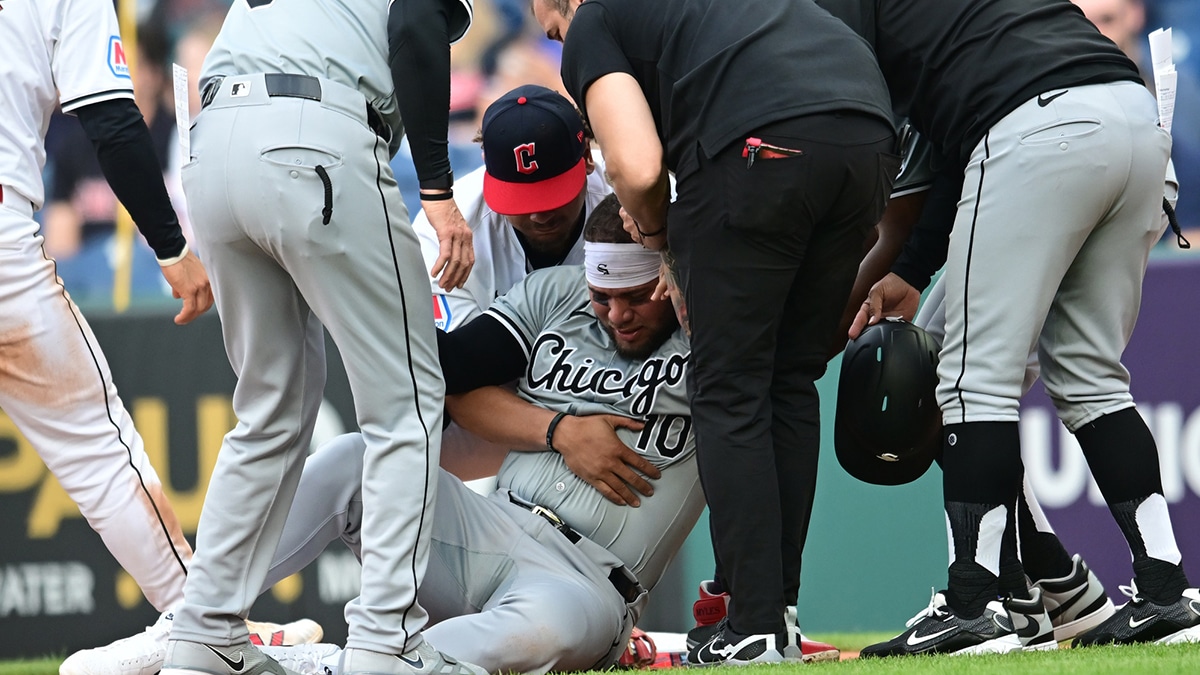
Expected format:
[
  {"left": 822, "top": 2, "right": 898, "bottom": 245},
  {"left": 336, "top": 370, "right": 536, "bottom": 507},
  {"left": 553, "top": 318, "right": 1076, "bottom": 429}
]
[{"left": 835, "top": 318, "right": 942, "bottom": 486}]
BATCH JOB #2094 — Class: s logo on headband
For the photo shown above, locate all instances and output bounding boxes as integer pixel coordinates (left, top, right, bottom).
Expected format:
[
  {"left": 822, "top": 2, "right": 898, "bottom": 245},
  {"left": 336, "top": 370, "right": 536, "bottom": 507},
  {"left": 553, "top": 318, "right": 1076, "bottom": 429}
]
[
  {"left": 596, "top": 263, "right": 610, "bottom": 275},
  {"left": 514, "top": 143, "right": 538, "bottom": 174}
]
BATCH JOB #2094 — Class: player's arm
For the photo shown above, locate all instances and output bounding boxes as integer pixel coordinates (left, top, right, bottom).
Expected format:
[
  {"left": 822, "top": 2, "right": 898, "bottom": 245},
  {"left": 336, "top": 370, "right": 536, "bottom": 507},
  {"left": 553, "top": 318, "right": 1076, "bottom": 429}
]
[
  {"left": 850, "top": 168, "right": 961, "bottom": 337},
  {"left": 583, "top": 74, "right": 670, "bottom": 249},
  {"left": 446, "top": 386, "right": 660, "bottom": 506},
  {"left": 74, "top": 100, "right": 213, "bottom": 324},
  {"left": 389, "top": 0, "right": 474, "bottom": 288},
  {"left": 436, "top": 315, "right": 527, "bottom": 392}
]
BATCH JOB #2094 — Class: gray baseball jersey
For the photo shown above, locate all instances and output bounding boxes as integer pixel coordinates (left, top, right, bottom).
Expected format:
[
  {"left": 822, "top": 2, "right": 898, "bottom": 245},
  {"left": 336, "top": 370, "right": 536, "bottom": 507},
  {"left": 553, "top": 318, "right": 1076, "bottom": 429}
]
[
  {"left": 485, "top": 266, "right": 703, "bottom": 591},
  {"left": 0, "top": 0, "right": 191, "bottom": 612},
  {"left": 171, "top": 0, "right": 474, "bottom": 655}
]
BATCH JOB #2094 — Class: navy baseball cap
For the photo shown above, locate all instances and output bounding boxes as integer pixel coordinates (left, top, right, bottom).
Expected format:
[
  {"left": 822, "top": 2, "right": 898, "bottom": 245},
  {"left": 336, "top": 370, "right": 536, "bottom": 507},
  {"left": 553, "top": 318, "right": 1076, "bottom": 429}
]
[{"left": 482, "top": 85, "right": 588, "bottom": 216}]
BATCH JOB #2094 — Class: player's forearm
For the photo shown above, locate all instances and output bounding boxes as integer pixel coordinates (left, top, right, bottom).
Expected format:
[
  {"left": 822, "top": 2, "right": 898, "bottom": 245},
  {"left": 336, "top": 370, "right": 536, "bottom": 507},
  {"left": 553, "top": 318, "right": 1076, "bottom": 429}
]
[
  {"left": 388, "top": 0, "right": 452, "bottom": 182},
  {"left": 446, "top": 387, "right": 559, "bottom": 452},
  {"left": 75, "top": 99, "right": 186, "bottom": 260},
  {"left": 586, "top": 74, "right": 669, "bottom": 233}
]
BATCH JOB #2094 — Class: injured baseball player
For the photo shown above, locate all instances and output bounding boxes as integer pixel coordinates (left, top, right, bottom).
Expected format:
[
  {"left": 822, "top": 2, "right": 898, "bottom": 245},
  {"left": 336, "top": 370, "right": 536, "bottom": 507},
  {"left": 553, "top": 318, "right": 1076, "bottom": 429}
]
[{"left": 255, "top": 194, "right": 702, "bottom": 674}]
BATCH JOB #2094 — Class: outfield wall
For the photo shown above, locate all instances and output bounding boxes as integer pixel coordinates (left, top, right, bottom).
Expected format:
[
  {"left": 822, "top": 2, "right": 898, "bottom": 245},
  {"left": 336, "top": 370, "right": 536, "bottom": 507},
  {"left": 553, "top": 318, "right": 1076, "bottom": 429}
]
[{"left": 1, "top": 253, "right": 1198, "bottom": 657}]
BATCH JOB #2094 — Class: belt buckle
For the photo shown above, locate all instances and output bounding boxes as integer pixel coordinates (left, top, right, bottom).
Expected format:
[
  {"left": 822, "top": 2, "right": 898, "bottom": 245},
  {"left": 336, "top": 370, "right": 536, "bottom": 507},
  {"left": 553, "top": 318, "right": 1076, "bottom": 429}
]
[{"left": 531, "top": 505, "right": 564, "bottom": 528}]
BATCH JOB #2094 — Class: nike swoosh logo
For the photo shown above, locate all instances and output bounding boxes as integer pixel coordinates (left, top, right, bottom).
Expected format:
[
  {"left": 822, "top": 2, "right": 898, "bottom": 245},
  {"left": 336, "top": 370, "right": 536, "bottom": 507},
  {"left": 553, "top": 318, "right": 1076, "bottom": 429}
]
[
  {"left": 1038, "top": 90, "right": 1068, "bottom": 107},
  {"left": 906, "top": 626, "right": 958, "bottom": 646},
  {"left": 1129, "top": 614, "right": 1159, "bottom": 628},
  {"left": 205, "top": 646, "right": 246, "bottom": 672},
  {"left": 398, "top": 654, "right": 424, "bottom": 669}
]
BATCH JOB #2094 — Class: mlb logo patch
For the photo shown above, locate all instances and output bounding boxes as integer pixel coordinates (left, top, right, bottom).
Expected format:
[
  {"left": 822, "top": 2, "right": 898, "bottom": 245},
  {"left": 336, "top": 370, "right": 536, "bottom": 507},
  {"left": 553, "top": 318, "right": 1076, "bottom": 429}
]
[
  {"left": 432, "top": 296, "right": 452, "bottom": 331},
  {"left": 108, "top": 36, "right": 130, "bottom": 79}
]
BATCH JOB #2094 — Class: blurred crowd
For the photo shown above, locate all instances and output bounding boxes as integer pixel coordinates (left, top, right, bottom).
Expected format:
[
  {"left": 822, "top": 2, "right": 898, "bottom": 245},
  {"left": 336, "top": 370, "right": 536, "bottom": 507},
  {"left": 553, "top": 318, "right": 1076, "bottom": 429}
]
[{"left": 40, "top": 0, "right": 1200, "bottom": 308}]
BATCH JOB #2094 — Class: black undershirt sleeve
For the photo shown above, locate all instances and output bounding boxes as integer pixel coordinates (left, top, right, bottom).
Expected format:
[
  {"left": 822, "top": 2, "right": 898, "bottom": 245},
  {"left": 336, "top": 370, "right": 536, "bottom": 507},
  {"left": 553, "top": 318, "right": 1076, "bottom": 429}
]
[
  {"left": 437, "top": 314, "right": 529, "bottom": 394},
  {"left": 890, "top": 168, "right": 960, "bottom": 292},
  {"left": 74, "top": 98, "right": 186, "bottom": 260},
  {"left": 388, "top": 0, "right": 454, "bottom": 183}
]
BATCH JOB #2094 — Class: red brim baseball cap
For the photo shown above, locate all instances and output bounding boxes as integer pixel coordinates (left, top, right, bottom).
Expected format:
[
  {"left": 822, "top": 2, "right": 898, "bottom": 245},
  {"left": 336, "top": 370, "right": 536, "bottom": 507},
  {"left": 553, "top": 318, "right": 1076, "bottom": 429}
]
[{"left": 483, "top": 156, "right": 587, "bottom": 216}]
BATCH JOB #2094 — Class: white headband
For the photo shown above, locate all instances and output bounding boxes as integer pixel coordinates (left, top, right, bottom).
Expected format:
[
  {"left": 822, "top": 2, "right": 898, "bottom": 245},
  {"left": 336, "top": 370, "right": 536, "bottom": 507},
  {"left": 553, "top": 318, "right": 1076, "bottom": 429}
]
[{"left": 583, "top": 242, "right": 662, "bottom": 289}]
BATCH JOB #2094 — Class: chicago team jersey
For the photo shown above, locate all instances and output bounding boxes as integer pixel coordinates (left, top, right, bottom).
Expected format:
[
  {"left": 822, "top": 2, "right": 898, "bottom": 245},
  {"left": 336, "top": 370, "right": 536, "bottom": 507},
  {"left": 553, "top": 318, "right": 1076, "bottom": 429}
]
[
  {"left": 415, "top": 151, "right": 613, "bottom": 332},
  {"left": 0, "top": 0, "right": 134, "bottom": 210},
  {"left": 486, "top": 265, "right": 703, "bottom": 589}
]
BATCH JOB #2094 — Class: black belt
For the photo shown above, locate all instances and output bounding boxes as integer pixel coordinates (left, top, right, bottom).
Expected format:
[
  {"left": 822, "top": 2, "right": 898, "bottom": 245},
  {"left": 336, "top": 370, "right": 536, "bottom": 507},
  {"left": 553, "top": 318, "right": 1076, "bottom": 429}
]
[
  {"left": 508, "top": 494, "right": 643, "bottom": 604},
  {"left": 200, "top": 74, "right": 390, "bottom": 140}
]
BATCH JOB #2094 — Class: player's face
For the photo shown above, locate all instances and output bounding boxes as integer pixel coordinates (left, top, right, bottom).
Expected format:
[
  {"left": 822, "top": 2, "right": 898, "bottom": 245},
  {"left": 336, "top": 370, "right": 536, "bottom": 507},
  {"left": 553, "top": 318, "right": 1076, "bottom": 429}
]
[
  {"left": 589, "top": 278, "right": 680, "bottom": 360},
  {"left": 506, "top": 187, "right": 588, "bottom": 257},
  {"left": 532, "top": 0, "right": 576, "bottom": 43}
]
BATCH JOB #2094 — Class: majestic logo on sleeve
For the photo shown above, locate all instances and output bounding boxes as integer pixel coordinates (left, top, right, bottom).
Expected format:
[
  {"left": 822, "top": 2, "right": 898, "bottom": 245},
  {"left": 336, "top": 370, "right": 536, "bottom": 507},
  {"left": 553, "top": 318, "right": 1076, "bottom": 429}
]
[
  {"left": 108, "top": 37, "right": 130, "bottom": 79},
  {"left": 514, "top": 143, "right": 538, "bottom": 174},
  {"left": 526, "top": 333, "right": 687, "bottom": 416}
]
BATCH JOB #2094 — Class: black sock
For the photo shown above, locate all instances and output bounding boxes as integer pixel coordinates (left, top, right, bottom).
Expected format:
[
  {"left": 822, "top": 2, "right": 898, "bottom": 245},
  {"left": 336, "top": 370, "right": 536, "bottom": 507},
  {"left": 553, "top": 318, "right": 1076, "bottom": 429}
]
[
  {"left": 1132, "top": 557, "right": 1190, "bottom": 604},
  {"left": 1016, "top": 490, "right": 1074, "bottom": 581}
]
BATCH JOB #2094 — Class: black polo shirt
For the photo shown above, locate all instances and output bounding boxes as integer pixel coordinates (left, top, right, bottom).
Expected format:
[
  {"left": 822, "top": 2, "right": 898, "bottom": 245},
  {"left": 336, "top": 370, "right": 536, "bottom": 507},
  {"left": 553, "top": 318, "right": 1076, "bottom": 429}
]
[
  {"left": 560, "top": 0, "right": 894, "bottom": 178},
  {"left": 818, "top": 0, "right": 1142, "bottom": 169}
]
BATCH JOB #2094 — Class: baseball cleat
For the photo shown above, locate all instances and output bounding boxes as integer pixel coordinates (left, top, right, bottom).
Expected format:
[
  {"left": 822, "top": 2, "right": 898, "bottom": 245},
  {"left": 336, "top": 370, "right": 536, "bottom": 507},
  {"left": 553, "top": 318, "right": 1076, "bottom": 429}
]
[
  {"left": 59, "top": 610, "right": 174, "bottom": 675},
  {"left": 686, "top": 619, "right": 784, "bottom": 666},
  {"left": 60, "top": 611, "right": 326, "bottom": 675},
  {"left": 247, "top": 618, "right": 325, "bottom": 647},
  {"left": 781, "top": 607, "right": 840, "bottom": 662},
  {"left": 1032, "top": 554, "right": 1115, "bottom": 642},
  {"left": 1073, "top": 583, "right": 1200, "bottom": 646},
  {"left": 162, "top": 639, "right": 302, "bottom": 675},
  {"left": 1003, "top": 588, "right": 1056, "bottom": 651},
  {"left": 339, "top": 643, "right": 487, "bottom": 675},
  {"left": 859, "top": 589, "right": 1022, "bottom": 657},
  {"left": 259, "top": 643, "right": 342, "bottom": 675},
  {"left": 685, "top": 580, "right": 729, "bottom": 649}
]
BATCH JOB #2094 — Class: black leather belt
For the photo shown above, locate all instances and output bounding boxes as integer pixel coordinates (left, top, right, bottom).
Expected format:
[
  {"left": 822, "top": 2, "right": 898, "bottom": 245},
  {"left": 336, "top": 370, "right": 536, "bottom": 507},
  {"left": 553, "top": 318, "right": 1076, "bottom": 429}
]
[
  {"left": 200, "top": 74, "right": 389, "bottom": 139},
  {"left": 508, "top": 494, "right": 643, "bottom": 604}
]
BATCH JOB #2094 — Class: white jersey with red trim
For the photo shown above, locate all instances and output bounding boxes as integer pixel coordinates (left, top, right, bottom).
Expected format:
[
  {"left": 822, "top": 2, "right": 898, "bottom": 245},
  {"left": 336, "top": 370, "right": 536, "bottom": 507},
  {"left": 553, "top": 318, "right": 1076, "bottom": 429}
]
[
  {"left": 414, "top": 150, "right": 613, "bottom": 332},
  {"left": 0, "top": 0, "right": 134, "bottom": 212}
]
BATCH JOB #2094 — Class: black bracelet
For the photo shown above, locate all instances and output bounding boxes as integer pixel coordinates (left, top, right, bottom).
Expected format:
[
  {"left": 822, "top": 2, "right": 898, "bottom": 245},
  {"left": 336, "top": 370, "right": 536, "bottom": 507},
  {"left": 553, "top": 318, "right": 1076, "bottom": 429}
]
[
  {"left": 546, "top": 411, "right": 568, "bottom": 452},
  {"left": 420, "top": 190, "right": 454, "bottom": 201},
  {"left": 636, "top": 223, "right": 666, "bottom": 237},
  {"left": 419, "top": 171, "right": 454, "bottom": 191}
]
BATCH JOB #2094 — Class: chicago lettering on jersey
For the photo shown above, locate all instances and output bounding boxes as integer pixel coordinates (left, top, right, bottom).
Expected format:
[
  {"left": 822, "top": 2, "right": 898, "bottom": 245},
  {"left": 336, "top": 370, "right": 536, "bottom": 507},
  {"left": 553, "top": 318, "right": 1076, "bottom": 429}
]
[{"left": 525, "top": 333, "right": 688, "bottom": 416}]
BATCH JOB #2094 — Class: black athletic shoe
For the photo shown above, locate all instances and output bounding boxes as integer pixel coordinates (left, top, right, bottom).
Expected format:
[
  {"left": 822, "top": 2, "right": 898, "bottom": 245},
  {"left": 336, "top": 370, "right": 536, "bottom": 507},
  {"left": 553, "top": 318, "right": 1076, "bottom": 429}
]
[
  {"left": 1073, "top": 583, "right": 1200, "bottom": 646},
  {"left": 1004, "top": 588, "right": 1056, "bottom": 651},
  {"left": 859, "top": 590, "right": 1023, "bottom": 657},
  {"left": 685, "top": 619, "right": 784, "bottom": 666}
]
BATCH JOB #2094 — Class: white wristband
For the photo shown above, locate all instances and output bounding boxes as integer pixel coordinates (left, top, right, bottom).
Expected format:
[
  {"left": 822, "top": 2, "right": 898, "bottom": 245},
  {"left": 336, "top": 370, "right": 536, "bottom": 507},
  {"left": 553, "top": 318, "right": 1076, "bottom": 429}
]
[{"left": 157, "top": 242, "right": 190, "bottom": 267}]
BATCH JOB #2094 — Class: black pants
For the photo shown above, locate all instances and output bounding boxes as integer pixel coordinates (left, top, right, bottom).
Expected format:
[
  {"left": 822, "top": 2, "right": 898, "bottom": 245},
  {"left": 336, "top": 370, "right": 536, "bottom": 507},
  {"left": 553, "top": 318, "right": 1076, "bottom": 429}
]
[{"left": 670, "top": 112, "right": 898, "bottom": 635}]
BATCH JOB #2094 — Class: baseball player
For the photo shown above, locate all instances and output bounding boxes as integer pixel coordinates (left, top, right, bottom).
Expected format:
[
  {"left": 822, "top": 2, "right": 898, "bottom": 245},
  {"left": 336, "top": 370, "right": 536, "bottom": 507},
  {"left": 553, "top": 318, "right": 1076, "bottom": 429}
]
[
  {"left": 161, "top": 0, "right": 485, "bottom": 674},
  {"left": 0, "top": 1, "right": 313, "bottom": 672},
  {"left": 828, "top": 0, "right": 1196, "bottom": 655},
  {"left": 233, "top": 194, "right": 701, "bottom": 674},
  {"left": 410, "top": 84, "right": 614, "bottom": 486}
]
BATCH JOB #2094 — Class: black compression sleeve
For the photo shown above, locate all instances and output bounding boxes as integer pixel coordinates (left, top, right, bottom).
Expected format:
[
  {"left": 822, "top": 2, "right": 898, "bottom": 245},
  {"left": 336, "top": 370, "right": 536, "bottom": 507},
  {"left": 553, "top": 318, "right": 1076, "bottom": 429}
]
[
  {"left": 890, "top": 169, "right": 959, "bottom": 292},
  {"left": 388, "top": 0, "right": 453, "bottom": 183},
  {"left": 437, "top": 315, "right": 529, "bottom": 394},
  {"left": 75, "top": 98, "right": 186, "bottom": 260}
]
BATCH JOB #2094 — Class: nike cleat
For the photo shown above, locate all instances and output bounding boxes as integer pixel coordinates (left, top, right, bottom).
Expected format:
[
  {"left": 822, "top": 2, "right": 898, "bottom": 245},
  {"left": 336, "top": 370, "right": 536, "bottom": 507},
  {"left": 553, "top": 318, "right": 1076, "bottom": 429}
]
[
  {"left": 162, "top": 639, "right": 301, "bottom": 675},
  {"left": 1073, "top": 582, "right": 1200, "bottom": 646},
  {"left": 1033, "top": 554, "right": 1115, "bottom": 642},
  {"left": 259, "top": 644, "right": 342, "bottom": 675},
  {"left": 686, "top": 619, "right": 784, "bottom": 666},
  {"left": 339, "top": 643, "right": 487, "bottom": 675},
  {"left": 247, "top": 619, "right": 324, "bottom": 647},
  {"left": 1003, "top": 588, "right": 1056, "bottom": 651},
  {"left": 859, "top": 589, "right": 1022, "bottom": 657}
]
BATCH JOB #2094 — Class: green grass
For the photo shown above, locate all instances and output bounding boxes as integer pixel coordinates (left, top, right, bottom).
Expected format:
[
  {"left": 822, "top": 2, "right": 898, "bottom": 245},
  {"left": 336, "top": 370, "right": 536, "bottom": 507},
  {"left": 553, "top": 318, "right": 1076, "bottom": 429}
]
[{"left": 7, "top": 640, "right": 1199, "bottom": 675}]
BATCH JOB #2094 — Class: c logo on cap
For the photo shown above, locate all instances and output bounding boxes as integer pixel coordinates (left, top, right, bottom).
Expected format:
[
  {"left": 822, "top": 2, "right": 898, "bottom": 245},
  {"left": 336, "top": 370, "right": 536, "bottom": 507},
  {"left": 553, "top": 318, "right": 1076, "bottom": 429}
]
[{"left": 514, "top": 143, "right": 538, "bottom": 174}]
